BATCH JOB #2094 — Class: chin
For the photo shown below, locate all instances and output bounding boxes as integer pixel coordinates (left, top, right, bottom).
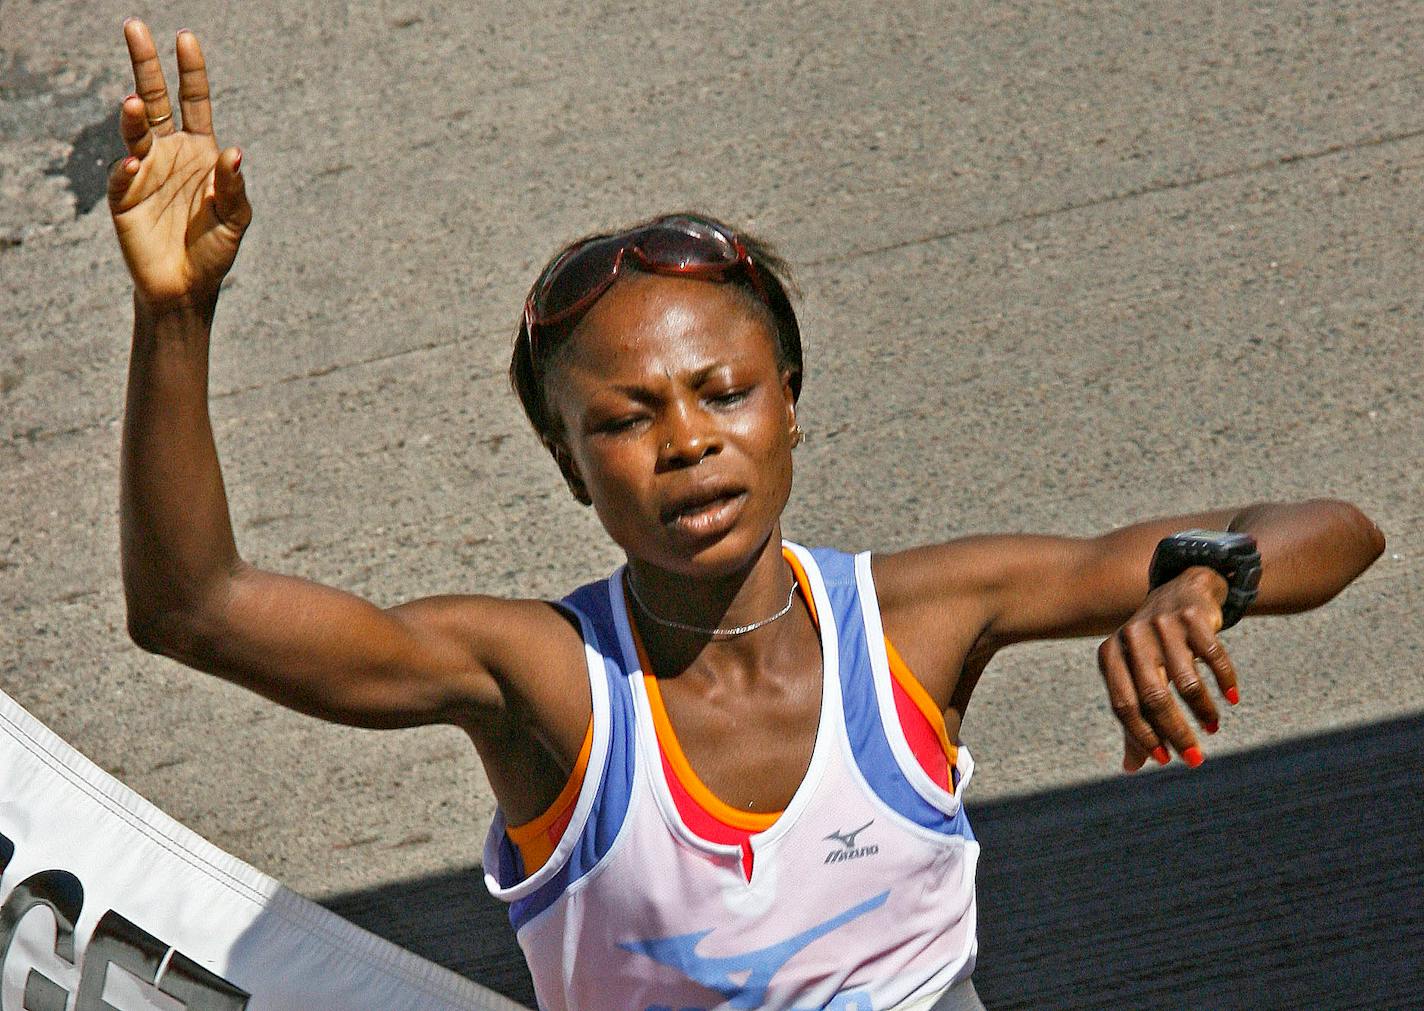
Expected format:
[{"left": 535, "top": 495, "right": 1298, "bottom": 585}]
[
  {"left": 664, "top": 525, "right": 782, "bottom": 580},
  {"left": 597, "top": 477, "right": 791, "bottom": 578}
]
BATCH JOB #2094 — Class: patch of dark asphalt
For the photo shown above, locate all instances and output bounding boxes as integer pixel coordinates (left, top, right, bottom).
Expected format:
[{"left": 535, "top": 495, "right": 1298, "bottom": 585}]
[
  {"left": 45, "top": 114, "right": 126, "bottom": 217},
  {"left": 0, "top": 51, "right": 122, "bottom": 240},
  {"left": 0, "top": 51, "right": 54, "bottom": 97}
]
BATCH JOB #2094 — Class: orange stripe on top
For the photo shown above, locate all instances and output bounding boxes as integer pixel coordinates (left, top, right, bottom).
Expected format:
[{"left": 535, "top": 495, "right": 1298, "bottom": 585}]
[
  {"left": 506, "top": 721, "right": 593, "bottom": 874},
  {"left": 634, "top": 609, "right": 786, "bottom": 833},
  {"left": 886, "top": 639, "right": 956, "bottom": 793},
  {"left": 782, "top": 548, "right": 819, "bottom": 626},
  {"left": 634, "top": 545, "right": 821, "bottom": 832}
]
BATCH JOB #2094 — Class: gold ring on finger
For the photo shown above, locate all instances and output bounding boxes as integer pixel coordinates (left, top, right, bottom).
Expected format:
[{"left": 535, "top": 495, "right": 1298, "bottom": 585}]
[{"left": 147, "top": 111, "right": 173, "bottom": 127}]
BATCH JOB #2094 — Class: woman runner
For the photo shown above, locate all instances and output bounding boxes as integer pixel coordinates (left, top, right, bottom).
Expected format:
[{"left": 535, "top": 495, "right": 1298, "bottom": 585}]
[{"left": 108, "top": 20, "right": 1384, "bottom": 1011}]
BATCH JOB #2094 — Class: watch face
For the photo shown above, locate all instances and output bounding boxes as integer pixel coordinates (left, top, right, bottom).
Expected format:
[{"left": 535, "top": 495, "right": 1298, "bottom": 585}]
[
  {"left": 1149, "top": 529, "right": 1262, "bottom": 595},
  {"left": 1176, "top": 529, "right": 1258, "bottom": 554}
]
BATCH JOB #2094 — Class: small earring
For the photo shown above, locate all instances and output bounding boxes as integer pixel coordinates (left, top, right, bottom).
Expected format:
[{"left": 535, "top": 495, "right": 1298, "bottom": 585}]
[{"left": 790, "top": 424, "right": 805, "bottom": 448}]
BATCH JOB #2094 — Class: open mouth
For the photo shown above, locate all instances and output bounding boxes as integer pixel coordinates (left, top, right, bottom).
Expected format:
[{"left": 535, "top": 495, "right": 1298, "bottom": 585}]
[{"left": 662, "top": 488, "right": 747, "bottom": 538}]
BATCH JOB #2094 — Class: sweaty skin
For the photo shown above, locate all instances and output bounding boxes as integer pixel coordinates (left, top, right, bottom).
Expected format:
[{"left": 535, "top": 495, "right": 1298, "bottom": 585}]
[{"left": 109, "top": 22, "right": 1385, "bottom": 834}]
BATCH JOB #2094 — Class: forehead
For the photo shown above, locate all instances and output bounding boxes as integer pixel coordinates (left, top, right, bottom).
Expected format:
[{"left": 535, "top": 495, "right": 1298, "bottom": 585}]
[{"left": 552, "top": 272, "right": 779, "bottom": 384}]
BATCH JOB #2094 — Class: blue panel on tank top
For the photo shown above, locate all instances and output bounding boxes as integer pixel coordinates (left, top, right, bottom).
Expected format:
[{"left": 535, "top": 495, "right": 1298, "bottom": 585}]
[
  {"left": 508, "top": 579, "right": 639, "bottom": 931},
  {"left": 807, "top": 547, "right": 973, "bottom": 841}
]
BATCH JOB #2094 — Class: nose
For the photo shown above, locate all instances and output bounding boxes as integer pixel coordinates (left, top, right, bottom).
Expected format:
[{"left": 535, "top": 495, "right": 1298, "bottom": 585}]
[{"left": 658, "top": 401, "right": 721, "bottom": 470}]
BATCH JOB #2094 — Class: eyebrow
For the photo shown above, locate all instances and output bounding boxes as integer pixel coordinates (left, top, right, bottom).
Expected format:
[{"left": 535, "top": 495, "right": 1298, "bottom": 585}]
[{"left": 608, "top": 363, "right": 730, "bottom": 399}]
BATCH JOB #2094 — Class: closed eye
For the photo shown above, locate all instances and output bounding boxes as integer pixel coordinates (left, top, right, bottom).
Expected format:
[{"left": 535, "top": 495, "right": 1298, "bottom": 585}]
[
  {"left": 598, "top": 414, "right": 648, "bottom": 434},
  {"left": 706, "top": 388, "right": 750, "bottom": 409}
]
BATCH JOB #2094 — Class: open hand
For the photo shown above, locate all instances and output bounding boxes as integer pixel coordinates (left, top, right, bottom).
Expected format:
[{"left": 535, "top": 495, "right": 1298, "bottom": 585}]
[
  {"left": 1097, "top": 567, "right": 1240, "bottom": 772},
  {"left": 108, "top": 20, "right": 250, "bottom": 310}
]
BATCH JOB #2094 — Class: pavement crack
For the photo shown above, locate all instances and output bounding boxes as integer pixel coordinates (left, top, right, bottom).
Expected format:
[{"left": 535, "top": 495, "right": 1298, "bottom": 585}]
[
  {"left": 208, "top": 337, "right": 504, "bottom": 402},
  {"left": 3, "top": 336, "right": 506, "bottom": 455},
  {"left": 804, "top": 125, "right": 1424, "bottom": 267}
]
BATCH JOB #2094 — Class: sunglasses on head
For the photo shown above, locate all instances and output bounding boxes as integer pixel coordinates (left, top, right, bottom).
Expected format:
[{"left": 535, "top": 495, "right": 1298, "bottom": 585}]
[{"left": 521, "top": 214, "right": 771, "bottom": 352}]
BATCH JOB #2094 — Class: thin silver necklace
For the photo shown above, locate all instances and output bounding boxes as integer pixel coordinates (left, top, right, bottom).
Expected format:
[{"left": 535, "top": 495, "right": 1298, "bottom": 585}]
[{"left": 625, "top": 569, "right": 797, "bottom": 639}]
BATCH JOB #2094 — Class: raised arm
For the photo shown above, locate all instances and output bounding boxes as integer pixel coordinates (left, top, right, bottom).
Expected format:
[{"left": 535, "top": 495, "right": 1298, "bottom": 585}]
[
  {"left": 875, "top": 499, "right": 1385, "bottom": 768},
  {"left": 108, "top": 22, "right": 586, "bottom": 759}
]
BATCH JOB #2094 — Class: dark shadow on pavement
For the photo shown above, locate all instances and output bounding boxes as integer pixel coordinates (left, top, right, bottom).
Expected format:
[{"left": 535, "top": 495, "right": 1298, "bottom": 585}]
[
  {"left": 322, "top": 713, "right": 1424, "bottom": 1010},
  {"left": 972, "top": 712, "right": 1423, "bottom": 1010}
]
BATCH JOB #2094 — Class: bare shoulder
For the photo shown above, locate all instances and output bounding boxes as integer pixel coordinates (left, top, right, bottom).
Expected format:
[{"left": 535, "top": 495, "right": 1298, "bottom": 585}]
[
  {"left": 867, "top": 537, "right": 1020, "bottom": 706},
  {"left": 392, "top": 591, "right": 592, "bottom": 753},
  {"left": 870, "top": 536, "right": 1015, "bottom": 610}
]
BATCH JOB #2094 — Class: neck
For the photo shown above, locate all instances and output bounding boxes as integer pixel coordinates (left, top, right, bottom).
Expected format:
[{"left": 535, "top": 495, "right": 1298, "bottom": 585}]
[{"left": 625, "top": 533, "right": 797, "bottom": 666}]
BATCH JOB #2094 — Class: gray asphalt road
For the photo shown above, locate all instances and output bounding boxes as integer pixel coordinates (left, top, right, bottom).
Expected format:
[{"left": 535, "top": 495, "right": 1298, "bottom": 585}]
[{"left": 3, "top": 0, "right": 1420, "bottom": 1001}]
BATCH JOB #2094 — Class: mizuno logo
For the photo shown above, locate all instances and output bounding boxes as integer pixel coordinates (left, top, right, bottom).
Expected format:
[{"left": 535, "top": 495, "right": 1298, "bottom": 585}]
[{"left": 823, "top": 820, "right": 878, "bottom": 863}]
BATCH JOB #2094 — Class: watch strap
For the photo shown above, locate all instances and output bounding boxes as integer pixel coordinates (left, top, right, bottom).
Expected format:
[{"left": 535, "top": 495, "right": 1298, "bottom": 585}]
[{"left": 1148, "top": 530, "right": 1262, "bottom": 630}]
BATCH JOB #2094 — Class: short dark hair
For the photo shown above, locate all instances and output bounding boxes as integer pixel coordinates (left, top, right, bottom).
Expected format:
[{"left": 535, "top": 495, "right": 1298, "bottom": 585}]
[{"left": 509, "top": 212, "right": 802, "bottom": 445}]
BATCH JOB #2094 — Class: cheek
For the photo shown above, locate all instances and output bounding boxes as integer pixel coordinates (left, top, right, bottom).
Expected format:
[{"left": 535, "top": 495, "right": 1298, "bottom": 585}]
[
  {"left": 576, "top": 442, "right": 648, "bottom": 508},
  {"left": 768, "top": 441, "right": 795, "bottom": 505},
  {"left": 742, "top": 412, "right": 795, "bottom": 504}
]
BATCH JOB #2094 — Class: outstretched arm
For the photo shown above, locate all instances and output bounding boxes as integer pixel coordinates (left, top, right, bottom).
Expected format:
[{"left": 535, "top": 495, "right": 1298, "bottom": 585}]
[
  {"left": 109, "top": 23, "right": 585, "bottom": 758},
  {"left": 875, "top": 499, "right": 1385, "bottom": 768}
]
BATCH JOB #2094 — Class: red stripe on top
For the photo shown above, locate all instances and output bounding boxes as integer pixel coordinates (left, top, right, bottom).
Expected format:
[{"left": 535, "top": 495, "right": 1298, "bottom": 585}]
[
  {"left": 659, "top": 748, "right": 757, "bottom": 878},
  {"left": 660, "top": 668, "right": 950, "bottom": 833},
  {"left": 891, "top": 671, "right": 953, "bottom": 792}
]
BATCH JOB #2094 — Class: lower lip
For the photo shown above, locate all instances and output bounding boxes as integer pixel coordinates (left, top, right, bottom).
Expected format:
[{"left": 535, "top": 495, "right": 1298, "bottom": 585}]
[{"left": 666, "top": 493, "right": 746, "bottom": 540}]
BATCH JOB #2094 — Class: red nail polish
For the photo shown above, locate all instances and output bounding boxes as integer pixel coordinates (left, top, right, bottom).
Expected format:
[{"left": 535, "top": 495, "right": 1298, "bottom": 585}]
[
  {"left": 1184, "top": 746, "right": 1205, "bottom": 768},
  {"left": 1225, "top": 686, "right": 1240, "bottom": 705},
  {"left": 1204, "top": 721, "right": 1219, "bottom": 734},
  {"left": 1152, "top": 746, "right": 1170, "bottom": 765}
]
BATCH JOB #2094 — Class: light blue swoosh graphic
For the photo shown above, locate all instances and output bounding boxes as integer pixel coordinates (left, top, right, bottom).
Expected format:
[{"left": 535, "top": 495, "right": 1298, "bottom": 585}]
[{"left": 619, "top": 889, "right": 890, "bottom": 1009}]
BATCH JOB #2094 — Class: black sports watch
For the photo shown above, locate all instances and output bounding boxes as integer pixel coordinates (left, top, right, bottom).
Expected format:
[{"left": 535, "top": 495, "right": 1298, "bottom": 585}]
[{"left": 1148, "top": 529, "right": 1262, "bottom": 630}]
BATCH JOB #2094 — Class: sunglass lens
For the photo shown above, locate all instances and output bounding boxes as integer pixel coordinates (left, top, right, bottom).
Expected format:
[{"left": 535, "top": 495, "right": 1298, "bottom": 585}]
[
  {"left": 635, "top": 219, "right": 736, "bottom": 269},
  {"left": 534, "top": 237, "right": 624, "bottom": 320}
]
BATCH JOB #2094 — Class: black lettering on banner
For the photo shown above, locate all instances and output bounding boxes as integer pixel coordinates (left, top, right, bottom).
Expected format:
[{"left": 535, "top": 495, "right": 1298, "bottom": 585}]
[
  {"left": 26, "top": 969, "right": 72, "bottom": 1011},
  {"left": 159, "top": 951, "right": 251, "bottom": 1010},
  {"left": 0, "top": 830, "right": 251, "bottom": 1009},
  {"left": 75, "top": 909, "right": 168, "bottom": 1009},
  {"left": 0, "top": 866, "right": 85, "bottom": 1009}
]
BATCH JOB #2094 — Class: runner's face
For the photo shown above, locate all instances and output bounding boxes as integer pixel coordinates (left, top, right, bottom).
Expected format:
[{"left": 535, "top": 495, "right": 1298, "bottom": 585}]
[{"left": 544, "top": 273, "right": 797, "bottom": 577}]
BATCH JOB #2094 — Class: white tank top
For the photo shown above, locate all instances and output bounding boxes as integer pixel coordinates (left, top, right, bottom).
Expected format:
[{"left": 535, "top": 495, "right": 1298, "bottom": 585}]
[{"left": 484, "top": 544, "right": 979, "bottom": 1011}]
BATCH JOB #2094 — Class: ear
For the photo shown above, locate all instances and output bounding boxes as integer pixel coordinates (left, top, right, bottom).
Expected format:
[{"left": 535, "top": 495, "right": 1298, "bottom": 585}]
[
  {"left": 780, "top": 367, "right": 799, "bottom": 432},
  {"left": 544, "top": 436, "right": 592, "bottom": 506}
]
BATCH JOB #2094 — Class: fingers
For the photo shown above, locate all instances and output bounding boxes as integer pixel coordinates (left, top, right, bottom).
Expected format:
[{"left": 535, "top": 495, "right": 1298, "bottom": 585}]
[
  {"left": 1098, "top": 635, "right": 1164, "bottom": 766},
  {"left": 107, "top": 155, "right": 141, "bottom": 210},
  {"left": 1122, "top": 730, "right": 1149, "bottom": 774},
  {"left": 1158, "top": 615, "right": 1219, "bottom": 732},
  {"left": 1100, "top": 578, "right": 1247, "bottom": 774},
  {"left": 124, "top": 19, "right": 177, "bottom": 136},
  {"left": 175, "top": 29, "right": 214, "bottom": 135},
  {"left": 212, "top": 147, "right": 251, "bottom": 234},
  {"left": 1120, "top": 623, "right": 1203, "bottom": 766},
  {"left": 1186, "top": 618, "right": 1240, "bottom": 706},
  {"left": 119, "top": 94, "right": 153, "bottom": 158},
  {"left": 1107, "top": 626, "right": 1203, "bottom": 767}
]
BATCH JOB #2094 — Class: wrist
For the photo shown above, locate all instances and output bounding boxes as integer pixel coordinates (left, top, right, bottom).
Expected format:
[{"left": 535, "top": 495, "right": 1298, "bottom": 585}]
[
  {"left": 133, "top": 290, "right": 218, "bottom": 340},
  {"left": 1179, "top": 565, "right": 1229, "bottom": 605}
]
